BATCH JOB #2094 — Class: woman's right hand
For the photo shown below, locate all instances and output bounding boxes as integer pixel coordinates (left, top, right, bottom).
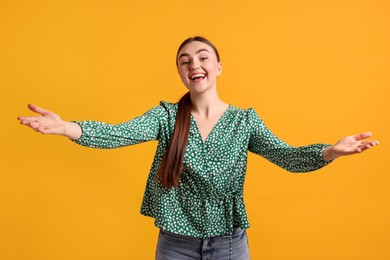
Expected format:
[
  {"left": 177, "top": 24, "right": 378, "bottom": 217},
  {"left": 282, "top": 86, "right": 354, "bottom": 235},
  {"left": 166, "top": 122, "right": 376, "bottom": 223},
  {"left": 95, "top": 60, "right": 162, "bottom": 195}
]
[{"left": 18, "top": 104, "right": 82, "bottom": 140}]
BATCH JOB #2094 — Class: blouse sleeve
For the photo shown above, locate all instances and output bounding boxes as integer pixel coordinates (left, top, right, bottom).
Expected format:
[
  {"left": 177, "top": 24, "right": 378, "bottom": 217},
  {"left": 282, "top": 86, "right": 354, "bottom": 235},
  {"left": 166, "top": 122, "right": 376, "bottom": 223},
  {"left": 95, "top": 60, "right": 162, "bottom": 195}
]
[
  {"left": 72, "top": 105, "right": 165, "bottom": 149},
  {"left": 247, "top": 108, "right": 333, "bottom": 172}
]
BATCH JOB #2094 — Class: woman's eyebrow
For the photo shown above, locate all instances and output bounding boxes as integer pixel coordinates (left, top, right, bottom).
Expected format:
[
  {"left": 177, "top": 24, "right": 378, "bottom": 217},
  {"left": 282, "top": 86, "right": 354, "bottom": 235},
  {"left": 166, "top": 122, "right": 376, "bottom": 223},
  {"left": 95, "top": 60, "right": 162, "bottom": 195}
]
[
  {"left": 178, "top": 48, "right": 210, "bottom": 60},
  {"left": 196, "top": 48, "right": 210, "bottom": 54}
]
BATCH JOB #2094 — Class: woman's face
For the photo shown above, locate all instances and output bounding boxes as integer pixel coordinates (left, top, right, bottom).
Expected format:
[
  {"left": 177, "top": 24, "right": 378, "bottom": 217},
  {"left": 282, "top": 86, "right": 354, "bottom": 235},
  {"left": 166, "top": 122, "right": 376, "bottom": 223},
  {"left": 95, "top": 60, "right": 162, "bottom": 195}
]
[{"left": 177, "top": 41, "right": 222, "bottom": 95}]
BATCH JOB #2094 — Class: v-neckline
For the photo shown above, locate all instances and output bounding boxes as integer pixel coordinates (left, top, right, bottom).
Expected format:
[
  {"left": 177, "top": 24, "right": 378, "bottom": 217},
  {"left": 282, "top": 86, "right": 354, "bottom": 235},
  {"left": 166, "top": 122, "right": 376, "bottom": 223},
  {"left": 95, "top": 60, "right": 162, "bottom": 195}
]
[{"left": 190, "top": 105, "right": 231, "bottom": 144}]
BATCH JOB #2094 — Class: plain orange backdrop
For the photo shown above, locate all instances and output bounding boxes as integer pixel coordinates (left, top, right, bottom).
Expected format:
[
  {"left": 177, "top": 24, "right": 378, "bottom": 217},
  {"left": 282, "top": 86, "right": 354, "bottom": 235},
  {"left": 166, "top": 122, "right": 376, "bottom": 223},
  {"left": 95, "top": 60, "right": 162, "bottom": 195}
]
[{"left": 1, "top": 0, "right": 389, "bottom": 259}]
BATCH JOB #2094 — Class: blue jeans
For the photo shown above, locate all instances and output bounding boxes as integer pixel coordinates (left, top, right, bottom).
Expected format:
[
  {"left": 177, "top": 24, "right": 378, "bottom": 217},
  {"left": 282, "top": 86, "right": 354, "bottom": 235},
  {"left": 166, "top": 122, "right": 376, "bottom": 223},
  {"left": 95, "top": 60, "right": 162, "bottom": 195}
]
[{"left": 155, "top": 227, "right": 250, "bottom": 260}]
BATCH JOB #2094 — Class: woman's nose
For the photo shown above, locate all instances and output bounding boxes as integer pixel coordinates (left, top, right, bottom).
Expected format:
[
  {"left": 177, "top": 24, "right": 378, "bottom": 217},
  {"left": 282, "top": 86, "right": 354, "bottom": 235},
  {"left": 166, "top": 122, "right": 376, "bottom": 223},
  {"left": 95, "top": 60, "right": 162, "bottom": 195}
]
[
  {"left": 190, "top": 59, "right": 200, "bottom": 70},
  {"left": 191, "top": 63, "right": 200, "bottom": 70}
]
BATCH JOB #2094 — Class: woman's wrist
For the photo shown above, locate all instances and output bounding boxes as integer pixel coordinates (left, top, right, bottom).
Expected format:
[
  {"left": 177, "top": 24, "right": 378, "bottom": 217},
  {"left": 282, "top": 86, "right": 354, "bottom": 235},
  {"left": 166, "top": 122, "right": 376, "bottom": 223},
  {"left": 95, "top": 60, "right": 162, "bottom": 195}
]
[
  {"left": 64, "top": 121, "right": 82, "bottom": 140},
  {"left": 322, "top": 145, "right": 340, "bottom": 162}
]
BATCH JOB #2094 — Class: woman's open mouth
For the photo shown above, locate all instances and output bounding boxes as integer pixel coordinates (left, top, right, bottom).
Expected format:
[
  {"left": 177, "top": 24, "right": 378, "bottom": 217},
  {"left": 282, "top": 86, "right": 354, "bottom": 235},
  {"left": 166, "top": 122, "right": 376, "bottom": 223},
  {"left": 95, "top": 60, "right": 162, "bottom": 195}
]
[{"left": 190, "top": 73, "right": 206, "bottom": 82}]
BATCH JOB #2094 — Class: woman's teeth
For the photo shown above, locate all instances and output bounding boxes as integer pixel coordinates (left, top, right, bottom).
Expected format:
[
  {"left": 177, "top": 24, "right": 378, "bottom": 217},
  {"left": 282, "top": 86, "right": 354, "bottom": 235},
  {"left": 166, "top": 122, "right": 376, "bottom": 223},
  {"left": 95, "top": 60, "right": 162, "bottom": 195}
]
[{"left": 191, "top": 74, "right": 206, "bottom": 80}]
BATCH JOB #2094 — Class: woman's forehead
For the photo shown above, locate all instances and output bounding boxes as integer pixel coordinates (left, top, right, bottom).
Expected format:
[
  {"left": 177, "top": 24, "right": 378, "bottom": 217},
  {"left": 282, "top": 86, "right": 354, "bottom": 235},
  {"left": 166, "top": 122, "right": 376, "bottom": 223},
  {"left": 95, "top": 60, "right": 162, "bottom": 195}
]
[{"left": 178, "top": 41, "right": 214, "bottom": 56}]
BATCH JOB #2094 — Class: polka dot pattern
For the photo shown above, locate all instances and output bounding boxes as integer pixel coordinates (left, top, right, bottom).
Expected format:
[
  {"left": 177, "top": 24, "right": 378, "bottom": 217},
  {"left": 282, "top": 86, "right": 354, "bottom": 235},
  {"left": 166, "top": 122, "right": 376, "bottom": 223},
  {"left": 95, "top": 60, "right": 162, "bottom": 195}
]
[{"left": 73, "top": 101, "right": 332, "bottom": 238}]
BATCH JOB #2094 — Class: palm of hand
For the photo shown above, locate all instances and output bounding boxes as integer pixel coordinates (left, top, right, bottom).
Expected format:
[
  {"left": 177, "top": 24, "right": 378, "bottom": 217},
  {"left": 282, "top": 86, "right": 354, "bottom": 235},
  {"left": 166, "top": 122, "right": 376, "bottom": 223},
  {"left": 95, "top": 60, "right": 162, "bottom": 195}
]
[
  {"left": 332, "top": 133, "right": 378, "bottom": 157},
  {"left": 18, "top": 104, "right": 65, "bottom": 135}
]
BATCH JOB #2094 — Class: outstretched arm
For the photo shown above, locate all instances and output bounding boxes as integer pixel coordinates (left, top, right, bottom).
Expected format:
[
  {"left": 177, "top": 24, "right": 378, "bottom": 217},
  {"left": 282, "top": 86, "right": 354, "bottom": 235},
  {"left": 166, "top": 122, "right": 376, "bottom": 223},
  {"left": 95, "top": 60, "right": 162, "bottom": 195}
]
[
  {"left": 248, "top": 109, "right": 380, "bottom": 172},
  {"left": 322, "top": 132, "right": 379, "bottom": 161},
  {"left": 17, "top": 104, "right": 82, "bottom": 140}
]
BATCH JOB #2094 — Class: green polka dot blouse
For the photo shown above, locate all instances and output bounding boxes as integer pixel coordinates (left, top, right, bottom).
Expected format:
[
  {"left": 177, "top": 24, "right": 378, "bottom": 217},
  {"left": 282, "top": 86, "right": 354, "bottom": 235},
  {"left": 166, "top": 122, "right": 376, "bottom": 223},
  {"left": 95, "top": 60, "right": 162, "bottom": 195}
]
[{"left": 73, "top": 101, "right": 332, "bottom": 238}]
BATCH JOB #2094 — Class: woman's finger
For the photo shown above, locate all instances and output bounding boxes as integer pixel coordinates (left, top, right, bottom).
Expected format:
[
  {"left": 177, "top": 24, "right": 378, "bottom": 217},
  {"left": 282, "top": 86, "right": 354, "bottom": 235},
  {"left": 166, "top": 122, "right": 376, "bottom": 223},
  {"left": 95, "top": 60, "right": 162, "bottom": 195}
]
[
  {"left": 353, "top": 132, "right": 372, "bottom": 141},
  {"left": 27, "top": 121, "right": 40, "bottom": 131},
  {"left": 17, "top": 116, "right": 41, "bottom": 122},
  {"left": 27, "top": 104, "right": 50, "bottom": 116}
]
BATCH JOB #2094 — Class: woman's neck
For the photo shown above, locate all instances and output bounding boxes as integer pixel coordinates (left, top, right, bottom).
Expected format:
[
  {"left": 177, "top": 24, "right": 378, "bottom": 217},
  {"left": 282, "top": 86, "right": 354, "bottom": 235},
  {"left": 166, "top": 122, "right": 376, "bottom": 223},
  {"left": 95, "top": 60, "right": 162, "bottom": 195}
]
[{"left": 189, "top": 89, "right": 228, "bottom": 118}]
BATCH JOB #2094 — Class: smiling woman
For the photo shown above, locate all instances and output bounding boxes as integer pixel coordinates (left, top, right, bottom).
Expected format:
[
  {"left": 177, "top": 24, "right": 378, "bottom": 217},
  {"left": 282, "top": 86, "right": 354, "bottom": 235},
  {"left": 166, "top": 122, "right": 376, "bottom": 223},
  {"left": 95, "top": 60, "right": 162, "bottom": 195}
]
[
  {"left": 17, "top": 36, "right": 379, "bottom": 260},
  {"left": 176, "top": 37, "right": 222, "bottom": 96}
]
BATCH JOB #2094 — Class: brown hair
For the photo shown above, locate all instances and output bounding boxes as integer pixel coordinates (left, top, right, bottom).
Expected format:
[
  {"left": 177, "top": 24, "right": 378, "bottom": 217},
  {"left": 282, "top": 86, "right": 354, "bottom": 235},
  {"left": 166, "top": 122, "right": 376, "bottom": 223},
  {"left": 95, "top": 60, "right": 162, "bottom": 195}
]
[
  {"left": 157, "top": 36, "right": 221, "bottom": 188},
  {"left": 175, "top": 36, "right": 221, "bottom": 66}
]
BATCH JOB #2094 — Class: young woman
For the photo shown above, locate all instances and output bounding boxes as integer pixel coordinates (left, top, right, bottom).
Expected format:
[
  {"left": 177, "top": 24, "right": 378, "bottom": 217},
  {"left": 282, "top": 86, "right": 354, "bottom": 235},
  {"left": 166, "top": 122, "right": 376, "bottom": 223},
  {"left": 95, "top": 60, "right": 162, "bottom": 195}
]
[{"left": 18, "top": 36, "right": 379, "bottom": 260}]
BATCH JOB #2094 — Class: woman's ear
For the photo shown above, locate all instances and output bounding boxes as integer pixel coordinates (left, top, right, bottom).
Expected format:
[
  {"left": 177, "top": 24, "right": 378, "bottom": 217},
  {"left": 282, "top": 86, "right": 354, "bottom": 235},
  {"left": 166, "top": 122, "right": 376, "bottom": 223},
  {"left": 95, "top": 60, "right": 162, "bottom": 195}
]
[{"left": 217, "top": 62, "right": 222, "bottom": 76}]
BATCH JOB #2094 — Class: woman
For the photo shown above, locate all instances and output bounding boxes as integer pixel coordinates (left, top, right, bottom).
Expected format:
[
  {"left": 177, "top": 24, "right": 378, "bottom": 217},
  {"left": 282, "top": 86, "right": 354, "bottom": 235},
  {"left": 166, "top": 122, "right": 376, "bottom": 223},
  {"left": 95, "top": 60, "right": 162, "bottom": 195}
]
[{"left": 18, "top": 36, "right": 379, "bottom": 260}]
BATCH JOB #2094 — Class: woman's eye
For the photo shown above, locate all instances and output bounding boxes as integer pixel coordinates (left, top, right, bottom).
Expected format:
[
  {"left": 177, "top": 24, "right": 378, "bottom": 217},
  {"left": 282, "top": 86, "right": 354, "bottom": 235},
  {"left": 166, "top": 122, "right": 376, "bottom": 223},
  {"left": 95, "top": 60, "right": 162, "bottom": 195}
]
[
  {"left": 181, "top": 61, "right": 189, "bottom": 65},
  {"left": 200, "top": 57, "right": 208, "bottom": 61}
]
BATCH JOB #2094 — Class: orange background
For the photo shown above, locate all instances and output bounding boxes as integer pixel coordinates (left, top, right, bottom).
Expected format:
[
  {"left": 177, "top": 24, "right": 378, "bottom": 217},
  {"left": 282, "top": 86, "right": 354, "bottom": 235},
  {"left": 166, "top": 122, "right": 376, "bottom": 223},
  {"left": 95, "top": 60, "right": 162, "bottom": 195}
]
[{"left": 1, "top": 0, "right": 389, "bottom": 259}]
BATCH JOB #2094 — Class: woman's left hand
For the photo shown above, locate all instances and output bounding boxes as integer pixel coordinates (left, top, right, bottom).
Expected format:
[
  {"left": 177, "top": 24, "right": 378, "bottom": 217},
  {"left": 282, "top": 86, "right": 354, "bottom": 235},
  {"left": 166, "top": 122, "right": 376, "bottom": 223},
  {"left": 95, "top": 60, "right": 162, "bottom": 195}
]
[{"left": 322, "top": 132, "right": 379, "bottom": 161}]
